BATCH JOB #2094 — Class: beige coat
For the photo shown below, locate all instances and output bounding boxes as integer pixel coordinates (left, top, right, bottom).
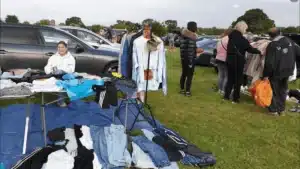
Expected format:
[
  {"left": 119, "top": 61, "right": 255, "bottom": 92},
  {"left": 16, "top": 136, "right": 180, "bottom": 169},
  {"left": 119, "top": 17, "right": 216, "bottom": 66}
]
[{"left": 245, "top": 39, "right": 271, "bottom": 84}]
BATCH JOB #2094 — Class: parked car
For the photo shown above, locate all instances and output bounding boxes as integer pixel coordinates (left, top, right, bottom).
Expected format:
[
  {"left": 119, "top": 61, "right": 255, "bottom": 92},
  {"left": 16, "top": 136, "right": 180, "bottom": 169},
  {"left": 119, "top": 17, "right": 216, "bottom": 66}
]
[
  {"left": 57, "top": 26, "right": 121, "bottom": 51},
  {"left": 0, "top": 24, "right": 119, "bottom": 74},
  {"left": 195, "top": 39, "right": 218, "bottom": 67}
]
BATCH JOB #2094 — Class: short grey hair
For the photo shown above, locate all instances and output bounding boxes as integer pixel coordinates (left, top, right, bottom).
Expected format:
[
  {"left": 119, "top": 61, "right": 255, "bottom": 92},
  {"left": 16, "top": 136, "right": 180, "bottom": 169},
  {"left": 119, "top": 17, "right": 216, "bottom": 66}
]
[{"left": 234, "top": 21, "right": 248, "bottom": 34}]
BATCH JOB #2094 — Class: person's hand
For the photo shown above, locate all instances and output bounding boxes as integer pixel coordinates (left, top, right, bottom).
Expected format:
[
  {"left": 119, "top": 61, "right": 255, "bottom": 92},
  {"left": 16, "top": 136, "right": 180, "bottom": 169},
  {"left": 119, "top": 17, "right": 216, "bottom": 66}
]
[
  {"left": 263, "top": 77, "right": 269, "bottom": 81},
  {"left": 196, "top": 48, "right": 204, "bottom": 57}
]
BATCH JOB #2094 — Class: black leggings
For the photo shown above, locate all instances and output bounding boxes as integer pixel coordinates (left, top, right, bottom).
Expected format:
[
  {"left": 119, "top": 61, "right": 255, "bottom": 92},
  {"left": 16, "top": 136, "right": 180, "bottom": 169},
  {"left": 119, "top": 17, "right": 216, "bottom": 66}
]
[
  {"left": 180, "top": 59, "right": 195, "bottom": 92},
  {"left": 224, "top": 65, "right": 244, "bottom": 101}
]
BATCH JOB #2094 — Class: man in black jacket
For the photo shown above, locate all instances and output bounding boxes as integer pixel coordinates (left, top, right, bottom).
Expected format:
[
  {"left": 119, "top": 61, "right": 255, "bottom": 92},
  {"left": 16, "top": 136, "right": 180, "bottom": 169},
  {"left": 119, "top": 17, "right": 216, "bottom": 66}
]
[
  {"left": 179, "top": 21, "right": 202, "bottom": 97},
  {"left": 263, "top": 27, "right": 300, "bottom": 115}
]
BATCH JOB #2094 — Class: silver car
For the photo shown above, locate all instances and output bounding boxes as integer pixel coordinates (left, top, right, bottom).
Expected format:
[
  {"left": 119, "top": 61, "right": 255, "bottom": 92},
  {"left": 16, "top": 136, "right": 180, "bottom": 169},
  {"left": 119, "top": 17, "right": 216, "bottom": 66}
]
[{"left": 56, "top": 26, "right": 121, "bottom": 52}]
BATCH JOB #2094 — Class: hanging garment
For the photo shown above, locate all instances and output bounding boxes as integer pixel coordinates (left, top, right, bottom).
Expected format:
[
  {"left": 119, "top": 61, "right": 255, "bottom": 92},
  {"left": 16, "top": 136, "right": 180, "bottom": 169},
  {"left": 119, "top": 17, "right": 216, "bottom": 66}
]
[
  {"left": 119, "top": 33, "right": 129, "bottom": 76},
  {"left": 245, "top": 40, "right": 271, "bottom": 84},
  {"left": 289, "top": 63, "right": 297, "bottom": 82},
  {"left": 127, "top": 31, "right": 143, "bottom": 79},
  {"left": 132, "top": 35, "right": 167, "bottom": 95}
]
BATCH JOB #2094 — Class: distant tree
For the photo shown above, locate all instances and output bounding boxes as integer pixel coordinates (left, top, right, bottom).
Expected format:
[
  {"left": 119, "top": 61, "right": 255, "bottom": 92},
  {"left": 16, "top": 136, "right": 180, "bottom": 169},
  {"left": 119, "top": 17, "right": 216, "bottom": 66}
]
[
  {"left": 141, "top": 19, "right": 167, "bottom": 36},
  {"left": 39, "top": 19, "right": 50, "bottom": 26},
  {"left": 232, "top": 8, "right": 275, "bottom": 34},
  {"left": 142, "top": 18, "right": 155, "bottom": 25},
  {"left": 23, "top": 21, "right": 30, "bottom": 25},
  {"left": 65, "top": 17, "right": 85, "bottom": 28},
  {"left": 164, "top": 20, "right": 178, "bottom": 33},
  {"left": 91, "top": 24, "right": 104, "bottom": 33},
  {"left": 283, "top": 26, "right": 299, "bottom": 33},
  {"left": 112, "top": 20, "right": 141, "bottom": 32},
  {"left": 5, "top": 15, "right": 19, "bottom": 24},
  {"left": 59, "top": 23, "right": 65, "bottom": 26}
]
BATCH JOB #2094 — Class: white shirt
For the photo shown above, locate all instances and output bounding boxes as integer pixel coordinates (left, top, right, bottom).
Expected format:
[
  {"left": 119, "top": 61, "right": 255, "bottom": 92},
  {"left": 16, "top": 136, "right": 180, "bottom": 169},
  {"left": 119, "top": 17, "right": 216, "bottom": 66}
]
[{"left": 44, "top": 52, "right": 76, "bottom": 74}]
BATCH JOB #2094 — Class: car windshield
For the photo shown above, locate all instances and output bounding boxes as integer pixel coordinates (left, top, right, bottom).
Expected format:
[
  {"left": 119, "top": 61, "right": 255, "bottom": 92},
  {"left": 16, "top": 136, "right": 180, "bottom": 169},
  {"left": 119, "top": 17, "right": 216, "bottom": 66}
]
[
  {"left": 197, "top": 39, "right": 217, "bottom": 49},
  {"left": 57, "top": 28, "right": 95, "bottom": 49}
]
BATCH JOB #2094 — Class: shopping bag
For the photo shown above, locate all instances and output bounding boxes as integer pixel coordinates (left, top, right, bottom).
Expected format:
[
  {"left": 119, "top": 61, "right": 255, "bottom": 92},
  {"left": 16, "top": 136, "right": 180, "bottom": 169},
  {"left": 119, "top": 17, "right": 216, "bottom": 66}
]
[
  {"left": 248, "top": 79, "right": 261, "bottom": 96},
  {"left": 249, "top": 79, "right": 273, "bottom": 107}
]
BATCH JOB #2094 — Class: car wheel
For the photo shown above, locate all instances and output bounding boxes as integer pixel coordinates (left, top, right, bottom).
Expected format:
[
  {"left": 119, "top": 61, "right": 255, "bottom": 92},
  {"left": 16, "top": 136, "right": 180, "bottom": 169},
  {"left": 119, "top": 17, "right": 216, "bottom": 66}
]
[{"left": 103, "top": 62, "right": 119, "bottom": 73}]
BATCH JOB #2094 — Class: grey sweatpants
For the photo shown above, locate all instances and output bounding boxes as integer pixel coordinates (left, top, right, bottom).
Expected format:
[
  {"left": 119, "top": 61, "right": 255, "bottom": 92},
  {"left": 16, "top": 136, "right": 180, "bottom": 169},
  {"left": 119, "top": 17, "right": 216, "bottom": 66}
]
[{"left": 217, "top": 62, "right": 228, "bottom": 92}]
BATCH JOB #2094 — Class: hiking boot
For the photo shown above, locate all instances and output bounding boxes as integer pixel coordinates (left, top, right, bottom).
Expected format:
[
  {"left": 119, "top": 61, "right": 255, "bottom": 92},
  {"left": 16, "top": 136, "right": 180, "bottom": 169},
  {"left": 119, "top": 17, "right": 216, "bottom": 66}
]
[{"left": 185, "top": 92, "right": 192, "bottom": 97}]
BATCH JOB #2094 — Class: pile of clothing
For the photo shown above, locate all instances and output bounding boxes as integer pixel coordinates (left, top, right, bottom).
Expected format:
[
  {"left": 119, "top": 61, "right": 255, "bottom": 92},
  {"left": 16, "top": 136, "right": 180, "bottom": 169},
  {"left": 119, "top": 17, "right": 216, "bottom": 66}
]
[{"left": 12, "top": 125, "right": 216, "bottom": 169}]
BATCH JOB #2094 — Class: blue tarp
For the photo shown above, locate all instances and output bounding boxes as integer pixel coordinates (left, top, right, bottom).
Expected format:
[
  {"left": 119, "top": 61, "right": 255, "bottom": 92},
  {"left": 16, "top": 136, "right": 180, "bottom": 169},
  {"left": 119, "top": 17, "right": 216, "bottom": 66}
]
[{"left": 0, "top": 100, "right": 156, "bottom": 168}]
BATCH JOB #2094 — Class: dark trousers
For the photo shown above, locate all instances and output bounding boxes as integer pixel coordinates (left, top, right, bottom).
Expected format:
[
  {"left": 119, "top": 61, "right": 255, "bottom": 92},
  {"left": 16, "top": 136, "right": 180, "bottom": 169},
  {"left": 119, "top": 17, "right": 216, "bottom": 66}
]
[
  {"left": 180, "top": 59, "right": 195, "bottom": 92},
  {"left": 268, "top": 78, "right": 288, "bottom": 113},
  {"left": 224, "top": 65, "right": 244, "bottom": 102}
]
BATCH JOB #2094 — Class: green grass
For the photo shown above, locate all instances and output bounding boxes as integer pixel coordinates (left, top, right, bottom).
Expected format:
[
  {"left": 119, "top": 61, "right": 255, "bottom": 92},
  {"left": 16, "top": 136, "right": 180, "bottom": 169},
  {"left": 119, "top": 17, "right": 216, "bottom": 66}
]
[{"left": 1, "top": 50, "right": 300, "bottom": 169}]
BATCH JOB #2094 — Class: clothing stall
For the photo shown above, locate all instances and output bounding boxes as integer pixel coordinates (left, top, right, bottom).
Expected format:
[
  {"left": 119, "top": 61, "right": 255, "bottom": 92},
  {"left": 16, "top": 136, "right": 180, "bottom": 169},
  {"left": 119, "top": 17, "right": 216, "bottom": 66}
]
[{"left": 1, "top": 54, "right": 216, "bottom": 168}]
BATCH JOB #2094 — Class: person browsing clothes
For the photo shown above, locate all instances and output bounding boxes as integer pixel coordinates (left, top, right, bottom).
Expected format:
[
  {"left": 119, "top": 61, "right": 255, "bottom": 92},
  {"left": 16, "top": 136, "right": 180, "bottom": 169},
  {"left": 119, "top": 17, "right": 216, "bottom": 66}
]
[
  {"left": 179, "top": 21, "right": 203, "bottom": 97},
  {"left": 215, "top": 28, "right": 232, "bottom": 94},
  {"left": 44, "top": 41, "right": 76, "bottom": 107},
  {"left": 263, "top": 27, "right": 300, "bottom": 116},
  {"left": 223, "top": 21, "right": 261, "bottom": 104}
]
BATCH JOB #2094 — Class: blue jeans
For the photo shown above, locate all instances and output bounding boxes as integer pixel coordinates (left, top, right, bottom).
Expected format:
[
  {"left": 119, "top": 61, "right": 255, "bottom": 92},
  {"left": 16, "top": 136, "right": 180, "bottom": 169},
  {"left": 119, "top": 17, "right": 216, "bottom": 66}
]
[
  {"left": 181, "top": 154, "right": 216, "bottom": 167},
  {"left": 104, "top": 124, "right": 131, "bottom": 167},
  {"left": 132, "top": 136, "right": 170, "bottom": 168},
  {"left": 90, "top": 125, "right": 110, "bottom": 169}
]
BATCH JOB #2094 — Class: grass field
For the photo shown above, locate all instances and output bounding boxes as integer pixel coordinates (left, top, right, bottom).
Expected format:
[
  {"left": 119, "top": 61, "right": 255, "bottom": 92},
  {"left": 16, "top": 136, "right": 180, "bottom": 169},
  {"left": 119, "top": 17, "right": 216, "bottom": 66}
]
[{"left": 1, "top": 50, "right": 300, "bottom": 169}]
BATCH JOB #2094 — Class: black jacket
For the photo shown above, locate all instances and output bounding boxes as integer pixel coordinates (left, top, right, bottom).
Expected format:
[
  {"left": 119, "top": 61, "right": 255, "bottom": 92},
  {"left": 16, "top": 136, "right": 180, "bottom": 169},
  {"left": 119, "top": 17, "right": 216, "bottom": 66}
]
[
  {"left": 263, "top": 36, "right": 300, "bottom": 79},
  {"left": 226, "top": 30, "right": 261, "bottom": 67},
  {"left": 180, "top": 29, "right": 197, "bottom": 65}
]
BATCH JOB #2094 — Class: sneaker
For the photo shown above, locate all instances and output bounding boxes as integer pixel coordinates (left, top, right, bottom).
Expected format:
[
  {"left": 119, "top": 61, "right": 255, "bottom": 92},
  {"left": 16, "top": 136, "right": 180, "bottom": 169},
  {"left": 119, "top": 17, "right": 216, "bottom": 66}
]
[
  {"left": 267, "top": 112, "right": 279, "bottom": 116},
  {"left": 179, "top": 90, "right": 185, "bottom": 95},
  {"left": 279, "top": 112, "right": 286, "bottom": 116},
  {"left": 57, "top": 102, "right": 67, "bottom": 108},
  {"left": 185, "top": 92, "right": 192, "bottom": 97}
]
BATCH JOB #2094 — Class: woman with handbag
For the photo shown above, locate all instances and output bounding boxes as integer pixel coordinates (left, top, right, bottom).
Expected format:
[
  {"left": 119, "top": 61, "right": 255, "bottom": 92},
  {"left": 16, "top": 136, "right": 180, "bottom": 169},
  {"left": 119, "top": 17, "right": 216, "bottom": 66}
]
[
  {"left": 215, "top": 28, "right": 232, "bottom": 94},
  {"left": 223, "top": 21, "right": 261, "bottom": 103}
]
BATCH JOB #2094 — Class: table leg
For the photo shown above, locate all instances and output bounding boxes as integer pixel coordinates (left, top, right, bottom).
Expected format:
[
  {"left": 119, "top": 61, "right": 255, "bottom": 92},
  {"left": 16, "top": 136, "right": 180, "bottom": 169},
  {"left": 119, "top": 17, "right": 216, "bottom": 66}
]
[
  {"left": 41, "top": 93, "right": 47, "bottom": 146},
  {"left": 22, "top": 97, "right": 31, "bottom": 154},
  {"left": 125, "top": 101, "right": 128, "bottom": 130}
]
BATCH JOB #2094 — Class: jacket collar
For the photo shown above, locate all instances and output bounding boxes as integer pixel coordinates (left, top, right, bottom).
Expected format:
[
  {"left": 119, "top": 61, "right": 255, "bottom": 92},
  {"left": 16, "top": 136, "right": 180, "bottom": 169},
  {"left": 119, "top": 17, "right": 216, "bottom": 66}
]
[{"left": 181, "top": 29, "right": 197, "bottom": 40}]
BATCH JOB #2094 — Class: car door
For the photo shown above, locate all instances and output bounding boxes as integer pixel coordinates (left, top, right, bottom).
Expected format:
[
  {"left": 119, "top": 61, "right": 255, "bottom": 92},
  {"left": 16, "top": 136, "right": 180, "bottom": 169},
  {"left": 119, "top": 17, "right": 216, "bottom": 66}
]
[
  {"left": 0, "top": 26, "right": 44, "bottom": 70},
  {"left": 39, "top": 28, "right": 94, "bottom": 73}
]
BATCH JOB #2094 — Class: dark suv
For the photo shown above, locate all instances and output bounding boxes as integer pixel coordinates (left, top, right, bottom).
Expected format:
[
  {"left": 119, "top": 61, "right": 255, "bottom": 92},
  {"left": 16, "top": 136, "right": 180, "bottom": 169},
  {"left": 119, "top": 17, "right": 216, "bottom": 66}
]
[{"left": 0, "top": 24, "right": 119, "bottom": 74}]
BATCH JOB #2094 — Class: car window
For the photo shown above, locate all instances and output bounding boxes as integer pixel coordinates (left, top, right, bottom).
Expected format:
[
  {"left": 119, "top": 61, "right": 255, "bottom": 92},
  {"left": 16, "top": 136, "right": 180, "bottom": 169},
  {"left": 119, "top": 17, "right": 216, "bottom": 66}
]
[
  {"left": 40, "top": 29, "right": 79, "bottom": 48},
  {"left": 0, "top": 27, "right": 39, "bottom": 45},
  {"left": 77, "top": 30, "right": 100, "bottom": 43}
]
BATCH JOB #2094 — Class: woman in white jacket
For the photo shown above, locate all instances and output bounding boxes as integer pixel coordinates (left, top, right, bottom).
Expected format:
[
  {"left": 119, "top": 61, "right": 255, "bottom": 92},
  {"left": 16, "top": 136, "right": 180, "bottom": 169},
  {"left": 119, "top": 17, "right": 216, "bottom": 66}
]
[{"left": 44, "top": 41, "right": 76, "bottom": 107}]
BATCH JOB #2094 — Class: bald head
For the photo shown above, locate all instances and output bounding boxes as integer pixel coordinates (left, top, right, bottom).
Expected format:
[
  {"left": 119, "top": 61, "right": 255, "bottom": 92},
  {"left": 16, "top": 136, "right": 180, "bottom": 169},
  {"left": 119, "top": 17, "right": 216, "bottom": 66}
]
[{"left": 268, "top": 27, "right": 281, "bottom": 39}]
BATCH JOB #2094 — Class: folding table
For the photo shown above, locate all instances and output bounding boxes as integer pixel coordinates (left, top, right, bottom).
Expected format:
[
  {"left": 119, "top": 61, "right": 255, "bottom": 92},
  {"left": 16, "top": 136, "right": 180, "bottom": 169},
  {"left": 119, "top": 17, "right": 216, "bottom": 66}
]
[{"left": 0, "top": 91, "right": 68, "bottom": 155}]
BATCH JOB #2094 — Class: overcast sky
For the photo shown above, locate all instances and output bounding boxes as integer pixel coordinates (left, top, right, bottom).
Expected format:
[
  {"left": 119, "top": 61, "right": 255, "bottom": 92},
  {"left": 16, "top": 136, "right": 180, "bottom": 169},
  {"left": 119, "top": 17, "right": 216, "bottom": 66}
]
[{"left": 1, "top": 0, "right": 299, "bottom": 28}]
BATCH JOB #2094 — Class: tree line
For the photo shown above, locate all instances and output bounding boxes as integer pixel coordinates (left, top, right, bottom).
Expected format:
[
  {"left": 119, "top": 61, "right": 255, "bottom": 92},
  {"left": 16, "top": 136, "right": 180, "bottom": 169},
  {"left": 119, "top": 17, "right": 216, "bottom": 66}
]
[{"left": 2, "top": 8, "right": 300, "bottom": 37}]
